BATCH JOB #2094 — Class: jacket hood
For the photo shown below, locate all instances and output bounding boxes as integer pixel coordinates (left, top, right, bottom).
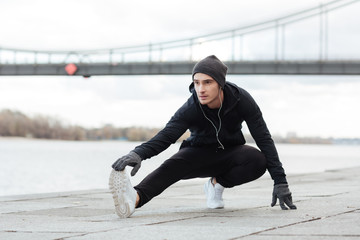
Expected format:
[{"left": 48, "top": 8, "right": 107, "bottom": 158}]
[{"left": 189, "top": 82, "right": 195, "bottom": 93}]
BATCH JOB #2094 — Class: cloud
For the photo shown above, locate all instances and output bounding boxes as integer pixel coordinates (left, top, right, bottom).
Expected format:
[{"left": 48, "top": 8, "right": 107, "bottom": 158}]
[
  {"left": 1, "top": 0, "right": 360, "bottom": 138},
  {"left": 233, "top": 76, "right": 360, "bottom": 138},
  {"left": 2, "top": 0, "right": 359, "bottom": 52}
]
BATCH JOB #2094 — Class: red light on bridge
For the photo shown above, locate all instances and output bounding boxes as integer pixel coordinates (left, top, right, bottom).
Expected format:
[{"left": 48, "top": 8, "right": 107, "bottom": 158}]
[{"left": 65, "top": 63, "right": 78, "bottom": 75}]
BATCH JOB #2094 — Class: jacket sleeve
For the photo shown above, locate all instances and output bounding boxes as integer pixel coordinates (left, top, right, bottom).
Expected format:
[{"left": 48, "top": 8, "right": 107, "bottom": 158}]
[
  {"left": 132, "top": 103, "right": 191, "bottom": 160},
  {"left": 240, "top": 90, "right": 287, "bottom": 185}
]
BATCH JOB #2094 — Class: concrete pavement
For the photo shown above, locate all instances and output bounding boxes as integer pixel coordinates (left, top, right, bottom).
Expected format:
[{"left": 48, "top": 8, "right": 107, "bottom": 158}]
[{"left": 1, "top": 167, "right": 359, "bottom": 239}]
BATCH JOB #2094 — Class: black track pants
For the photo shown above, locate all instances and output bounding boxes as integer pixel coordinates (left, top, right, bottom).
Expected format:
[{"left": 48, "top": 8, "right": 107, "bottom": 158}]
[{"left": 134, "top": 144, "right": 267, "bottom": 208}]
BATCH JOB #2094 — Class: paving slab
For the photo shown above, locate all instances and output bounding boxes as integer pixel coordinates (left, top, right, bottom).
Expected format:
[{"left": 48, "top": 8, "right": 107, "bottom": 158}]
[{"left": 0, "top": 167, "right": 359, "bottom": 240}]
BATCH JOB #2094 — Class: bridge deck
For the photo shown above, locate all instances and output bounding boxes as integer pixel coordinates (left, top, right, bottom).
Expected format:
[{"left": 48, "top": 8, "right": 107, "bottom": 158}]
[{"left": 1, "top": 61, "right": 360, "bottom": 76}]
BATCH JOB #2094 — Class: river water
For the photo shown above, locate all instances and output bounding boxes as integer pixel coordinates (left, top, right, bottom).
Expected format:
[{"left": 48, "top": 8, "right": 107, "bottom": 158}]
[{"left": 0, "top": 138, "right": 359, "bottom": 196}]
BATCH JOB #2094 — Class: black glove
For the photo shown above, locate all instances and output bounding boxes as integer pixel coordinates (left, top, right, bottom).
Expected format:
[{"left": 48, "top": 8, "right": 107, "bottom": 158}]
[
  {"left": 112, "top": 151, "right": 142, "bottom": 176},
  {"left": 271, "top": 183, "right": 297, "bottom": 210}
]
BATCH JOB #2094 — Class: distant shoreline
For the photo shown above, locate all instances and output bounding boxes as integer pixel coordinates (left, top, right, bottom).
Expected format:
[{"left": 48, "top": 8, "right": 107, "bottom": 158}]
[
  {"left": 2, "top": 109, "right": 359, "bottom": 144},
  {"left": 1, "top": 136, "right": 359, "bottom": 145}
]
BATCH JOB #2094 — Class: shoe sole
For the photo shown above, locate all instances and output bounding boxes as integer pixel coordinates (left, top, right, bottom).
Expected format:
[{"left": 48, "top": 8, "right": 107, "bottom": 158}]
[{"left": 109, "top": 169, "right": 133, "bottom": 218}]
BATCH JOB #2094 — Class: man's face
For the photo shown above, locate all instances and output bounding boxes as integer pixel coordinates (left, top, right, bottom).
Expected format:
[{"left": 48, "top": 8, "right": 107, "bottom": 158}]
[{"left": 193, "top": 73, "right": 222, "bottom": 109}]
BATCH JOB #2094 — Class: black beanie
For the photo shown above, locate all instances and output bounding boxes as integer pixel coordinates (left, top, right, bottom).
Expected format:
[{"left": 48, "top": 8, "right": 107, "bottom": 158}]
[{"left": 192, "top": 55, "right": 228, "bottom": 88}]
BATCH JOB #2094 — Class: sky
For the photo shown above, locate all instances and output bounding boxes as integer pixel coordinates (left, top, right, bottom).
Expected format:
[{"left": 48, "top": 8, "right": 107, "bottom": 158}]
[{"left": 0, "top": 0, "right": 360, "bottom": 139}]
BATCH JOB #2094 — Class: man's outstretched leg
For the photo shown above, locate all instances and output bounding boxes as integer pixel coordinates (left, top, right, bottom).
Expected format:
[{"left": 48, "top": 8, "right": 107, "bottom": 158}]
[{"left": 109, "top": 146, "right": 206, "bottom": 218}]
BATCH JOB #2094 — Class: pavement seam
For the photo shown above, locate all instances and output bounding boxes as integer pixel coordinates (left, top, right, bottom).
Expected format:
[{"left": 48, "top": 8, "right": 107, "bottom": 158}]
[
  {"left": 53, "top": 215, "right": 210, "bottom": 239},
  {"left": 56, "top": 215, "right": 214, "bottom": 239},
  {"left": 3, "top": 230, "right": 86, "bottom": 234},
  {"left": 257, "top": 233, "right": 360, "bottom": 237},
  {"left": 302, "top": 191, "right": 350, "bottom": 197},
  {"left": 228, "top": 217, "right": 322, "bottom": 240},
  {"left": 2, "top": 205, "right": 89, "bottom": 215},
  {"left": 229, "top": 208, "right": 360, "bottom": 239},
  {"left": 144, "top": 215, "right": 206, "bottom": 226},
  {"left": 0, "top": 190, "right": 109, "bottom": 203},
  {"left": 54, "top": 216, "right": 208, "bottom": 240},
  {"left": 52, "top": 228, "right": 119, "bottom": 240}
]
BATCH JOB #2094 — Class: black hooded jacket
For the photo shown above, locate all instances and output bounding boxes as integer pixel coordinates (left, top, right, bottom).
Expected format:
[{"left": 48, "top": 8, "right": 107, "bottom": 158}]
[{"left": 133, "top": 81, "right": 287, "bottom": 185}]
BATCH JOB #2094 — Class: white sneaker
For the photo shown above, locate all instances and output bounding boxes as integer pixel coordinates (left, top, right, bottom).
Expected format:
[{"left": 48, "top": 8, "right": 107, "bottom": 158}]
[
  {"left": 109, "top": 169, "right": 137, "bottom": 218},
  {"left": 204, "top": 178, "right": 225, "bottom": 209}
]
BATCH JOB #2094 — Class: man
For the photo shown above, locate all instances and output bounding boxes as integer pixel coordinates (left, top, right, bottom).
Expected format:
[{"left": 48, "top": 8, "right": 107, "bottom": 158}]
[{"left": 110, "top": 55, "right": 296, "bottom": 218}]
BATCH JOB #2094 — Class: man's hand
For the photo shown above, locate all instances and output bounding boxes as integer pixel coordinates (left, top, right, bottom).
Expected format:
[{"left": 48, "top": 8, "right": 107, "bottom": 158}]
[
  {"left": 112, "top": 151, "right": 142, "bottom": 176},
  {"left": 271, "top": 183, "right": 297, "bottom": 210}
]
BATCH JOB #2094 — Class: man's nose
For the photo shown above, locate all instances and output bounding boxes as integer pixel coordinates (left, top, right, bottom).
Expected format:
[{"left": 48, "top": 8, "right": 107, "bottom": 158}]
[{"left": 198, "top": 84, "right": 205, "bottom": 92}]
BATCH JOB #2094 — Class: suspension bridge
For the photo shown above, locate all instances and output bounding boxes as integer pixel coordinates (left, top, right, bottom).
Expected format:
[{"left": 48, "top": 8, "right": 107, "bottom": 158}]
[{"left": 0, "top": 0, "right": 359, "bottom": 76}]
